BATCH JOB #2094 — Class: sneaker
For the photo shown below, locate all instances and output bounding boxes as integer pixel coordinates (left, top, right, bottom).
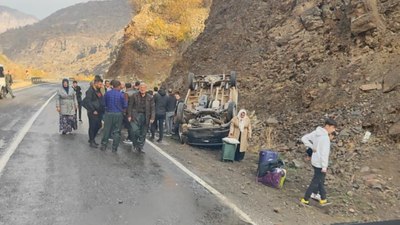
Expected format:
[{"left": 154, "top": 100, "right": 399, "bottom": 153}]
[
  {"left": 156, "top": 139, "right": 162, "bottom": 143},
  {"left": 123, "top": 140, "right": 133, "bottom": 145},
  {"left": 311, "top": 193, "right": 321, "bottom": 201},
  {"left": 112, "top": 148, "right": 117, "bottom": 153},
  {"left": 300, "top": 198, "right": 310, "bottom": 206},
  {"left": 319, "top": 199, "right": 332, "bottom": 206},
  {"left": 165, "top": 133, "right": 172, "bottom": 137}
]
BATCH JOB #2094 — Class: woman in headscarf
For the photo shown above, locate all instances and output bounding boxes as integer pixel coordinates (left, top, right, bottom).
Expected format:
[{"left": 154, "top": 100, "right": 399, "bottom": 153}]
[
  {"left": 229, "top": 109, "right": 252, "bottom": 161},
  {"left": 56, "top": 79, "right": 78, "bottom": 134}
]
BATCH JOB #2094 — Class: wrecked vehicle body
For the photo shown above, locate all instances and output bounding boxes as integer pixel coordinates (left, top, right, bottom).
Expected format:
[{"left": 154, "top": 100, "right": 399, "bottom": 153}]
[{"left": 176, "top": 71, "right": 238, "bottom": 146}]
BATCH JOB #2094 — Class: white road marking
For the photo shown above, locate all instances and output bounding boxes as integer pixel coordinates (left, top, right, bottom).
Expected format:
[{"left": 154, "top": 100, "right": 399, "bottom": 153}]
[
  {"left": 0, "top": 93, "right": 57, "bottom": 175},
  {"left": 146, "top": 140, "right": 259, "bottom": 225}
]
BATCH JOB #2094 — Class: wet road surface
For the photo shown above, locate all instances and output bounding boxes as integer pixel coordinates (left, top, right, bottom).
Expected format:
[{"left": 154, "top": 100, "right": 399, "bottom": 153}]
[{"left": 0, "top": 84, "right": 250, "bottom": 225}]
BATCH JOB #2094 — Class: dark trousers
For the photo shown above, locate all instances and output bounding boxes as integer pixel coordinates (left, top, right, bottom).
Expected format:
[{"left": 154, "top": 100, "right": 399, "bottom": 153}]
[
  {"left": 101, "top": 112, "right": 123, "bottom": 149},
  {"left": 304, "top": 166, "right": 327, "bottom": 200},
  {"left": 131, "top": 113, "right": 147, "bottom": 148},
  {"left": 76, "top": 102, "right": 82, "bottom": 121},
  {"left": 88, "top": 113, "right": 102, "bottom": 142},
  {"left": 5, "top": 85, "right": 14, "bottom": 97},
  {"left": 123, "top": 115, "right": 133, "bottom": 140},
  {"left": 234, "top": 133, "right": 245, "bottom": 161},
  {"left": 151, "top": 114, "right": 165, "bottom": 140}
]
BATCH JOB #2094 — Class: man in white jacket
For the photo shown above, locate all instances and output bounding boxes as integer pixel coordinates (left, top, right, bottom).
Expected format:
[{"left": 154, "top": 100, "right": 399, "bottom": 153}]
[{"left": 300, "top": 118, "right": 337, "bottom": 206}]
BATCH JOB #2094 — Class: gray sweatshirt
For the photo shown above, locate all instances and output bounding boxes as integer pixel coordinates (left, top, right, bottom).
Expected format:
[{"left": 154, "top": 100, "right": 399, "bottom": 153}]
[{"left": 301, "top": 126, "right": 331, "bottom": 169}]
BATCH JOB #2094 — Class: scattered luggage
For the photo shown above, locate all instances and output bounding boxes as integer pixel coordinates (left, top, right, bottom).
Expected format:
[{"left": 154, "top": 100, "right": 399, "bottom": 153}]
[
  {"left": 257, "top": 150, "right": 284, "bottom": 177},
  {"left": 257, "top": 168, "right": 286, "bottom": 189},
  {"left": 257, "top": 150, "right": 286, "bottom": 189}
]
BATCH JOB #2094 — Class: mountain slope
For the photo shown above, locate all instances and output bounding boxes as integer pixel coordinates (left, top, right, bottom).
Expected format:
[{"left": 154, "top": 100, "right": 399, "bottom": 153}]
[
  {"left": 164, "top": 0, "right": 400, "bottom": 221},
  {"left": 0, "top": 0, "right": 133, "bottom": 77},
  {"left": 106, "top": 0, "right": 210, "bottom": 84},
  {"left": 0, "top": 6, "right": 38, "bottom": 34}
]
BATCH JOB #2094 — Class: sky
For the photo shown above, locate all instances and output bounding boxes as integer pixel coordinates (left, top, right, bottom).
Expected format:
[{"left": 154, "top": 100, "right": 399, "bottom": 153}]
[{"left": 0, "top": 0, "right": 94, "bottom": 19}]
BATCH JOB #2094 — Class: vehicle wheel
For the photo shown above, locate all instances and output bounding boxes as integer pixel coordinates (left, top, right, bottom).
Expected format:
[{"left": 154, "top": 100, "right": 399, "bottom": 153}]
[
  {"left": 227, "top": 101, "right": 237, "bottom": 122},
  {"left": 176, "top": 102, "right": 185, "bottom": 124},
  {"left": 229, "top": 71, "right": 237, "bottom": 87},
  {"left": 178, "top": 124, "right": 187, "bottom": 144},
  {"left": 188, "top": 72, "right": 195, "bottom": 90}
]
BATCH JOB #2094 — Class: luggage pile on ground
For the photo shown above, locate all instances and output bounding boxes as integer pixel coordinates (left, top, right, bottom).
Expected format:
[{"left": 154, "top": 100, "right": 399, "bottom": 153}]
[{"left": 256, "top": 150, "right": 286, "bottom": 189}]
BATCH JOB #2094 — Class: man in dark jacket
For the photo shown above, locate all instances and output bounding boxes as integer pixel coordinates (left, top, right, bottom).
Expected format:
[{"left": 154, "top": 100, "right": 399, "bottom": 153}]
[
  {"left": 72, "top": 81, "right": 83, "bottom": 122},
  {"left": 165, "top": 89, "right": 176, "bottom": 136},
  {"left": 151, "top": 87, "right": 168, "bottom": 142},
  {"left": 173, "top": 91, "right": 184, "bottom": 135},
  {"left": 128, "top": 83, "right": 155, "bottom": 152},
  {"left": 83, "top": 77, "right": 105, "bottom": 148}
]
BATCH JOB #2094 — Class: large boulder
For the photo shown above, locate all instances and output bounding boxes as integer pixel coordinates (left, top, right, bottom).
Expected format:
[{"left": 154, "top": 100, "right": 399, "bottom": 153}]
[
  {"left": 383, "top": 69, "right": 400, "bottom": 93},
  {"left": 351, "top": 14, "right": 377, "bottom": 35},
  {"left": 300, "top": 7, "right": 324, "bottom": 31},
  {"left": 389, "top": 121, "right": 400, "bottom": 136}
]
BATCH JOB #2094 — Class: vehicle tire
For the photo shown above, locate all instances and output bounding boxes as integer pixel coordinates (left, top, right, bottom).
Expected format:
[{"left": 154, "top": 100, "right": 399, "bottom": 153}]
[
  {"left": 188, "top": 72, "right": 195, "bottom": 90},
  {"left": 229, "top": 71, "right": 237, "bottom": 87},
  {"left": 178, "top": 124, "right": 187, "bottom": 144},
  {"left": 227, "top": 101, "right": 237, "bottom": 122},
  {"left": 176, "top": 102, "right": 185, "bottom": 123}
]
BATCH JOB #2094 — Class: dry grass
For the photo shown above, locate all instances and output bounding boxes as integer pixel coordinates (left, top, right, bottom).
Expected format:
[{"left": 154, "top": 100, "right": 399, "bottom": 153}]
[
  {"left": 264, "top": 127, "right": 277, "bottom": 149},
  {"left": 131, "top": 0, "right": 210, "bottom": 49},
  {"left": 0, "top": 54, "right": 49, "bottom": 80}
]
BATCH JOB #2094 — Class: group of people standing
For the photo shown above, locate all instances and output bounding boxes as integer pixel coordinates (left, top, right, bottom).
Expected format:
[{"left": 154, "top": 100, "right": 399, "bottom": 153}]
[
  {"left": 55, "top": 76, "right": 337, "bottom": 206},
  {"left": 56, "top": 76, "right": 182, "bottom": 153}
]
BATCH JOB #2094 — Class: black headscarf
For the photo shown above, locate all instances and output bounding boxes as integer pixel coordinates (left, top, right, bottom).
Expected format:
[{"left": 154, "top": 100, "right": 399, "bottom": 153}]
[{"left": 62, "top": 79, "right": 69, "bottom": 94}]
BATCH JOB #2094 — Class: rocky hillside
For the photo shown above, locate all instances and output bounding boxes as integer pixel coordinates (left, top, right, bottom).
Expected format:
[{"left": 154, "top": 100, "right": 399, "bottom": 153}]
[
  {"left": 0, "top": 0, "right": 132, "bottom": 78},
  {"left": 0, "top": 6, "right": 38, "bottom": 34},
  {"left": 0, "top": 54, "right": 47, "bottom": 80},
  {"left": 166, "top": 0, "right": 400, "bottom": 139},
  {"left": 164, "top": 0, "right": 400, "bottom": 221},
  {"left": 106, "top": 0, "right": 210, "bottom": 85}
]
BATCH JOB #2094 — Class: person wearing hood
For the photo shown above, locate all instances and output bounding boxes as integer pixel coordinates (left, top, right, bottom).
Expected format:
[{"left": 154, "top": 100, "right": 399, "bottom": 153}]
[
  {"left": 300, "top": 118, "right": 337, "bottom": 206},
  {"left": 229, "top": 109, "right": 252, "bottom": 161},
  {"left": 56, "top": 79, "right": 78, "bottom": 135},
  {"left": 150, "top": 87, "right": 168, "bottom": 142}
]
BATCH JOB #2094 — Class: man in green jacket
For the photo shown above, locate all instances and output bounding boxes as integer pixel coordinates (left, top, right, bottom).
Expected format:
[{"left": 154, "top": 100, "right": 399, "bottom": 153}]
[{"left": 5, "top": 70, "right": 15, "bottom": 98}]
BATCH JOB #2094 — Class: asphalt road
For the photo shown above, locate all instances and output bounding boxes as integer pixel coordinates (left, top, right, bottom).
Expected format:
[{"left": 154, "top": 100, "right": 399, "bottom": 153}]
[{"left": 0, "top": 84, "right": 250, "bottom": 225}]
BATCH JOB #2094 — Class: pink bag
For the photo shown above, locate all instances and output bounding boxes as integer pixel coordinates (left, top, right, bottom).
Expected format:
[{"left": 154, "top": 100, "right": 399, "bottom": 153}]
[{"left": 257, "top": 168, "right": 286, "bottom": 189}]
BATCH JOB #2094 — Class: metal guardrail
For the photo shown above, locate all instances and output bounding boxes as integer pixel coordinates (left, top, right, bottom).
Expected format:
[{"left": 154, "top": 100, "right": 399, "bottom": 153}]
[{"left": 31, "top": 77, "right": 43, "bottom": 84}]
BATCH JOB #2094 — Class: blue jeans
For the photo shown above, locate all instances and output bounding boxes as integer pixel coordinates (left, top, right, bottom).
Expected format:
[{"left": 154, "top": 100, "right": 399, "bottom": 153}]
[{"left": 165, "top": 111, "right": 174, "bottom": 134}]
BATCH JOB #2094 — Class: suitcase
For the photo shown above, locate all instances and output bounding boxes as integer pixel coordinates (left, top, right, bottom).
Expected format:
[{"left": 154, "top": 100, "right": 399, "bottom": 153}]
[
  {"left": 257, "top": 150, "right": 279, "bottom": 177},
  {"left": 257, "top": 168, "right": 286, "bottom": 189},
  {"left": 221, "top": 140, "right": 237, "bottom": 162}
]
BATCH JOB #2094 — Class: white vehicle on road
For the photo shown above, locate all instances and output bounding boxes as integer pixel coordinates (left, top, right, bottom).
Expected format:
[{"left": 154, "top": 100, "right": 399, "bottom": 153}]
[{"left": 0, "top": 64, "right": 7, "bottom": 99}]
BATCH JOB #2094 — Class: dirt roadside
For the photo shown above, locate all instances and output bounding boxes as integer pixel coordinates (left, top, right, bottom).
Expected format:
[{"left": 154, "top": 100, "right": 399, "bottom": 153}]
[
  {"left": 152, "top": 136, "right": 346, "bottom": 225},
  {"left": 147, "top": 134, "right": 400, "bottom": 225}
]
